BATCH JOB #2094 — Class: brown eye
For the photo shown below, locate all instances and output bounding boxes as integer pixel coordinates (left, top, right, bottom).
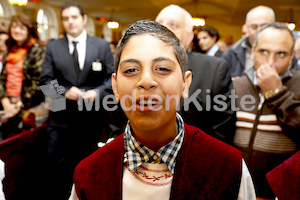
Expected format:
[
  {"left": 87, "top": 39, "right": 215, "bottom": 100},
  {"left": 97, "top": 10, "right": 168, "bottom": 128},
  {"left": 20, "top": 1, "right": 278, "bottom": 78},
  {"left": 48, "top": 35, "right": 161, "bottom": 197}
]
[
  {"left": 124, "top": 68, "right": 138, "bottom": 73},
  {"left": 156, "top": 67, "right": 171, "bottom": 72},
  {"left": 122, "top": 67, "right": 139, "bottom": 77}
]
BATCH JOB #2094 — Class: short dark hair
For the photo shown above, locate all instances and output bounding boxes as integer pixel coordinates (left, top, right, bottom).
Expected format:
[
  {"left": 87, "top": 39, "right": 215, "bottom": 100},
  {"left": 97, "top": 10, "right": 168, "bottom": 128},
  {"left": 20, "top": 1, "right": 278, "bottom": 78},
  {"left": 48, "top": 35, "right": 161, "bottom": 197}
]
[
  {"left": 6, "top": 13, "right": 39, "bottom": 51},
  {"left": 198, "top": 27, "right": 220, "bottom": 42},
  {"left": 61, "top": 1, "right": 86, "bottom": 17},
  {"left": 114, "top": 20, "right": 188, "bottom": 77},
  {"left": 253, "top": 22, "right": 295, "bottom": 51}
]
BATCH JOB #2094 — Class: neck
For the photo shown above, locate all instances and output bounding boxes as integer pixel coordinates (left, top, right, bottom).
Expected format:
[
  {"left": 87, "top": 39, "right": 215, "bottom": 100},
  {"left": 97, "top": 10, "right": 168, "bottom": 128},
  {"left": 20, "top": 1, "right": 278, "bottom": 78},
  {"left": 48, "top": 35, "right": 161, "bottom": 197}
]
[{"left": 131, "top": 119, "right": 178, "bottom": 151}]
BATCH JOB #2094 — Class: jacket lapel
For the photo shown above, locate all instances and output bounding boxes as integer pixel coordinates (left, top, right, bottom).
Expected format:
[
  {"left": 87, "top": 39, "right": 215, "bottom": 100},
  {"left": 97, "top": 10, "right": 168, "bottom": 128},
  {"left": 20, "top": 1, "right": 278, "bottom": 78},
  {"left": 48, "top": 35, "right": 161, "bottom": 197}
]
[
  {"left": 61, "top": 37, "right": 79, "bottom": 84},
  {"left": 103, "top": 134, "right": 124, "bottom": 199}
]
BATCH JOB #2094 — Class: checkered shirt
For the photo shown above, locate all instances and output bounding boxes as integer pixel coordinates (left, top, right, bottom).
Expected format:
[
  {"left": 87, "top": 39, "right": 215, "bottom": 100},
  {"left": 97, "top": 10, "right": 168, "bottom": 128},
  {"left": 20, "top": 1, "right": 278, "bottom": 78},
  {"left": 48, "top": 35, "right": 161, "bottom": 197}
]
[{"left": 123, "top": 113, "right": 184, "bottom": 174}]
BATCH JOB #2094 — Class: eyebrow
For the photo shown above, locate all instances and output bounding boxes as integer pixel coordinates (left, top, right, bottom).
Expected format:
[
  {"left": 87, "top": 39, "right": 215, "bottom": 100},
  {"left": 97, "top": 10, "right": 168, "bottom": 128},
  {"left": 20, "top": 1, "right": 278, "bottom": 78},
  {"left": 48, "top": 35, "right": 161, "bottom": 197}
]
[
  {"left": 120, "top": 57, "right": 176, "bottom": 66},
  {"left": 258, "top": 48, "right": 288, "bottom": 53},
  {"left": 119, "top": 59, "right": 141, "bottom": 66},
  {"left": 153, "top": 57, "right": 176, "bottom": 65}
]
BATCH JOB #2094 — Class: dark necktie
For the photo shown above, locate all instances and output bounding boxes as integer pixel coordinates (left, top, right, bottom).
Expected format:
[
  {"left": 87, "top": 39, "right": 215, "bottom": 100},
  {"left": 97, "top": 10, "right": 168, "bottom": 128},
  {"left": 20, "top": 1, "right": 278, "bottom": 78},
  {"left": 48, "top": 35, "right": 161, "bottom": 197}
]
[{"left": 72, "top": 41, "right": 80, "bottom": 78}]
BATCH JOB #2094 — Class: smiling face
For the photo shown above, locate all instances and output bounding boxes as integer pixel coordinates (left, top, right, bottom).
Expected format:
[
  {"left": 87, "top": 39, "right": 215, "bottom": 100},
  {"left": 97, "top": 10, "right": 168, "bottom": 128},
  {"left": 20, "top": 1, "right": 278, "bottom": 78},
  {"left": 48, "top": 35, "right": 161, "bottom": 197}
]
[
  {"left": 10, "top": 21, "right": 28, "bottom": 45},
  {"left": 112, "top": 34, "right": 191, "bottom": 137}
]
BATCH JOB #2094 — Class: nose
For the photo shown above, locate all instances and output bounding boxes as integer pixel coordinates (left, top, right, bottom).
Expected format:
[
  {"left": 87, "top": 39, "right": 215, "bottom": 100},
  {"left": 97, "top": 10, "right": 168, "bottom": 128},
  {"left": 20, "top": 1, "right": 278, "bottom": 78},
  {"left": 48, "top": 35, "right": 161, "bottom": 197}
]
[
  {"left": 14, "top": 26, "right": 21, "bottom": 32},
  {"left": 267, "top": 54, "right": 276, "bottom": 67},
  {"left": 137, "top": 69, "right": 157, "bottom": 91}
]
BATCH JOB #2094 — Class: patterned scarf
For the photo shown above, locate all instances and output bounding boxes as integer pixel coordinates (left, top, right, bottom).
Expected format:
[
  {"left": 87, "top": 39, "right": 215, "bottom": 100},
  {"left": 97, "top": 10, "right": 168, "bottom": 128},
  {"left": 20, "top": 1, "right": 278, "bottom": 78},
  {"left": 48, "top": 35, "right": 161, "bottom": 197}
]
[{"left": 6, "top": 38, "right": 36, "bottom": 64}]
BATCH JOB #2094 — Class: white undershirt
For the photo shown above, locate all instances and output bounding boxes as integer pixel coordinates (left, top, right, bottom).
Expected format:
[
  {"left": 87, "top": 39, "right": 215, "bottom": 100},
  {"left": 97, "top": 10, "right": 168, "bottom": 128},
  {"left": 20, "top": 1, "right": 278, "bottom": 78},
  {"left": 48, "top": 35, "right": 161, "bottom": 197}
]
[
  {"left": 207, "top": 44, "right": 220, "bottom": 57},
  {"left": 122, "top": 159, "right": 256, "bottom": 200},
  {"left": 66, "top": 30, "right": 87, "bottom": 70}
]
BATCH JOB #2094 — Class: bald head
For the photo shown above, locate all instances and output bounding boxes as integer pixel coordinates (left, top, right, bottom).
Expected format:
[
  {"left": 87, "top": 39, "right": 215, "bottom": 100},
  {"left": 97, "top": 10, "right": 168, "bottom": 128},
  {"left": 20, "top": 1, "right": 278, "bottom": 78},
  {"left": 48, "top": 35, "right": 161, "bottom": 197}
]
[
  {"left": 294, "top": 37, "right": 300, "bottom": 59},
  {"left": 155, "top": 4, "right": 194, "bottom": 50},
  {"left": 245, "top": 5, "right": 275, "bottom": 45}
]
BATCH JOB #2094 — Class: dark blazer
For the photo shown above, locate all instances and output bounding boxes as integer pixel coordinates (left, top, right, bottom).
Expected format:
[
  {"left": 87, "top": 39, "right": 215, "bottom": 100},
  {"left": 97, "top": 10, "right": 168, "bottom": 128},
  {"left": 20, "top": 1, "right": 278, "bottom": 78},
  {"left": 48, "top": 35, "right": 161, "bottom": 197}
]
[
  {"left": 41, "top": 35, "right": 114, "bottom": 127},
  {"left": 74, "top": 124, "right": 242, "bottom": 200},
  {"left": 180, "top": 51, "right": 235, "bottom": 144},
  {"left": 214, "top": 49, "right": 223, "bottom": 57}
]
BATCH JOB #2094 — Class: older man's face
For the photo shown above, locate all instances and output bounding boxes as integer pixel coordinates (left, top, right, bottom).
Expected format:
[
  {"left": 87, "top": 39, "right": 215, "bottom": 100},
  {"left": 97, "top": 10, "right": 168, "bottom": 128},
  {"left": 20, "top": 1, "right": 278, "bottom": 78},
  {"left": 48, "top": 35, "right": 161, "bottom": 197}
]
[
  {"left": 155, "top": 8, "right": 191, "bottom": 50},
  {"left": 246, "top": 9, "right": 274, "bottom": 45},
  {"left": 252, "top": 28, "right": 293, "bottom": 76}
]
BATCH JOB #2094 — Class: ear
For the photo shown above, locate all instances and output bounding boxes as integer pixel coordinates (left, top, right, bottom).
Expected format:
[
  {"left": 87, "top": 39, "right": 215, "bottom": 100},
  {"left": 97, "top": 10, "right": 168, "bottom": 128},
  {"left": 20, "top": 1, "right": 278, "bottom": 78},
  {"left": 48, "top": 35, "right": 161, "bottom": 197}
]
[
  {"left": 288, "top": 53, "right": 293, "bottom": 66},
  {"left": 186, "top": 31, "right": 194, "bottom": 50},
  {"left": 111, "top": 73, "right": 120, "bottom": 101},
  {"left": 83, "top": 14, "right": 88, "bottom": 26},
  {"left": 213, "top": 36, "right": 218, "bottom": 43},
  {"left": 182, "top": 70, "right": 192, "bottom": 99},
  {"left": 251, "top": 46, "right": 255, "bottom": 60}
]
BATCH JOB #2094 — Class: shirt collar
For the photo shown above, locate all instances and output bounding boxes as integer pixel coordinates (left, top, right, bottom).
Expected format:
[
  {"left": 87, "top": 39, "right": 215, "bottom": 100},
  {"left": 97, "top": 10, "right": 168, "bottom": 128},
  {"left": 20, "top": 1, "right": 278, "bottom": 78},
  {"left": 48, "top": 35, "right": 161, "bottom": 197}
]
[
  {"left": 123, "top": 113, "right": 185, "bottom": 174},
  {"left": 246, "top": 67, "right": 293, "bottom": 86},
  {"left": 66, "top": 30, "right": 87, "bottom": 44},
  {"left": 207, "top": 44, "right": 219, "bottom": 56},
  {"left": 241, "top": 37, "right": 251, "bottom": 50}
]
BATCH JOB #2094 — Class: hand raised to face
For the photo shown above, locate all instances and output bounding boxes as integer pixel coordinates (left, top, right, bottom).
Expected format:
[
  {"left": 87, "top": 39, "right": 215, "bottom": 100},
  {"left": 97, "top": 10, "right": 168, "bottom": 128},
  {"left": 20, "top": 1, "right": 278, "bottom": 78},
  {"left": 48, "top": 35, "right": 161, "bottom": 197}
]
[{"left": 256, "top": 63, "right": 282, "bottom": 93}]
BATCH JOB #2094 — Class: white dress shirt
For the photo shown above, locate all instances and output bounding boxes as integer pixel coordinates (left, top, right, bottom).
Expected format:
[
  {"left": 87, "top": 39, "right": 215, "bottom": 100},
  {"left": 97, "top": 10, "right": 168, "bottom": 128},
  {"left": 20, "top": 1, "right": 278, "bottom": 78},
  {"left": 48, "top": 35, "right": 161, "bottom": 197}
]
[{"left": 66, "top": 30, "right": 87, "bottom": 70}]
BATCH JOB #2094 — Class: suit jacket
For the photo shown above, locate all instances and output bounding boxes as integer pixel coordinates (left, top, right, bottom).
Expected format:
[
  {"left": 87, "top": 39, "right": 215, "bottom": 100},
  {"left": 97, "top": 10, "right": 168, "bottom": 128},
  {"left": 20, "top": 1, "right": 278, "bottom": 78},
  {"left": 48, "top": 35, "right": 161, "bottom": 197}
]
[
  {"left": 74, "top": 124, "right": 242, "bottom": 200},
  {"left": 180, "top": 51, "right": 235, "bottom": 144},
  {"left": 214, "top": 49, "right": 223, "bottom": 57},
  {"left": 41, "top": 35, "right": 114, "bottom": 127}
]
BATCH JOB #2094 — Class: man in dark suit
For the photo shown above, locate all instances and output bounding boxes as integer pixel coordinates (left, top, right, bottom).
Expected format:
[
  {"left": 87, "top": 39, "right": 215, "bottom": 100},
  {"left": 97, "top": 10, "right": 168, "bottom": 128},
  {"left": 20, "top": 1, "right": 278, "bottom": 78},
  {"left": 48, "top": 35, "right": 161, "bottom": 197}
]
[
  {"left": 156, "top": 5, "right": 235, "bottom": 144},
  {"left": 41, "top": 2, "right": 114, "bottom": 199},
  {"left": 197, "top": 27, "right": 223, "bottom": 57}
]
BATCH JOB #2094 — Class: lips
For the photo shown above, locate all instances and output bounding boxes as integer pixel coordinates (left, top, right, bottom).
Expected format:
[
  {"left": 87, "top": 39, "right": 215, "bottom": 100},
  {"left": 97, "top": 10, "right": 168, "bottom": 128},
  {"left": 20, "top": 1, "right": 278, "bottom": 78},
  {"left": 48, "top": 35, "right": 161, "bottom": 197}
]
[{"left": 135, "top": 96, "right": 162, "bottom": 111}]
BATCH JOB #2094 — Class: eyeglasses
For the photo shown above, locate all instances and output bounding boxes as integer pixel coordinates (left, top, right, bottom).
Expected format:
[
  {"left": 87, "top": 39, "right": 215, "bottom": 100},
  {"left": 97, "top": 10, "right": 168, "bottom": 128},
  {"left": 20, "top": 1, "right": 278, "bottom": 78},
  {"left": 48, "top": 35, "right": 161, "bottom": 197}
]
[{"left": 11, "top": 22, "right": 28, "bottom": 32}]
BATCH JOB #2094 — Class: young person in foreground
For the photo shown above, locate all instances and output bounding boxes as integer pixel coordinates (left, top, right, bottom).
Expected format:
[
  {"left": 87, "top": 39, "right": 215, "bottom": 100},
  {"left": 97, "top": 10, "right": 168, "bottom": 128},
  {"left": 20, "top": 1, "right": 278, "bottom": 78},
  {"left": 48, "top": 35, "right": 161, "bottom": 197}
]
[{"left": 73, "top": 20, "right": 256, "bottom": 200}]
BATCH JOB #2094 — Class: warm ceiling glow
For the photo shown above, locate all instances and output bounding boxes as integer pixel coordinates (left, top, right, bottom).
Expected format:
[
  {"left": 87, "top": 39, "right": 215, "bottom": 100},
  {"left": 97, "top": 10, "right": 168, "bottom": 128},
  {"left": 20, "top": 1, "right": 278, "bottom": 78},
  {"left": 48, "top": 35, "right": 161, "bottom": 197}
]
[
  {"left": 37, "top": 27, "right": 43, "bottom": 33},
  {"left": 192, "top": 17, "right": 205, "bottom": 27},
  {"left": 107, "top": 21, "right": 119, "bottom": 29},
  {"left": 286, "top": 22, "right": 296, "bottom": 31},
  {"left": 9, "top": 0, "right": 28, "bottom": 6}
]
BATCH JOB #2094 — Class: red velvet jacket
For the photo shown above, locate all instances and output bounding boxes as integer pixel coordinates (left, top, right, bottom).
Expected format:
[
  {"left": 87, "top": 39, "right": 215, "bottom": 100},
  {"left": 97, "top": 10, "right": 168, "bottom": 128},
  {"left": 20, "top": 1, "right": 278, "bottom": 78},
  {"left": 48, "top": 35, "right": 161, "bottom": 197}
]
[
  {"left": 74, "top": 124, "right": 243, "bottom": 200},
  {"left": 266, "top": 150, "right": 300, "bottom": 200}
]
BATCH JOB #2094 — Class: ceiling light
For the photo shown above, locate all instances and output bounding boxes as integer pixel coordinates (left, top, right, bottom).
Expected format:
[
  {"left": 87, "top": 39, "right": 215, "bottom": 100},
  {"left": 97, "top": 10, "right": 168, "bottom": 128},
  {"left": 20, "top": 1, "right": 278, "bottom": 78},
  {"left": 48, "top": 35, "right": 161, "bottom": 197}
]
[
  {"left": 192, "top": 17, "right": 205, "bottom": 27},
  {"left": 286, "top": 22, "right": 296, "bottom": 31},
  {"left": 107, "top": 9, "right": 119, "bottom": 29},
  {"left": 107, "top": 21, "right": 119, "bottom": 29},
  {"left": 9, "top": 0, "right": 28, "bottom": 6},
  {"left": 284, "top": 8, "right": 296, "bottom": 31}
]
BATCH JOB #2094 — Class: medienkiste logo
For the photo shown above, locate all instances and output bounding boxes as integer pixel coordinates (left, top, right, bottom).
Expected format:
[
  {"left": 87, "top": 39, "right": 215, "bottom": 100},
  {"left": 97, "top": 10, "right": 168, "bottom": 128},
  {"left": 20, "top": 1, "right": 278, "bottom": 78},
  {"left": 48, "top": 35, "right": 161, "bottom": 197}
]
[
  {"left": 40, "top": 80, "right": 258, "bottom": 112},
  {"left": 40, "top": 80, "right": 66, "bottom": 112}
]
